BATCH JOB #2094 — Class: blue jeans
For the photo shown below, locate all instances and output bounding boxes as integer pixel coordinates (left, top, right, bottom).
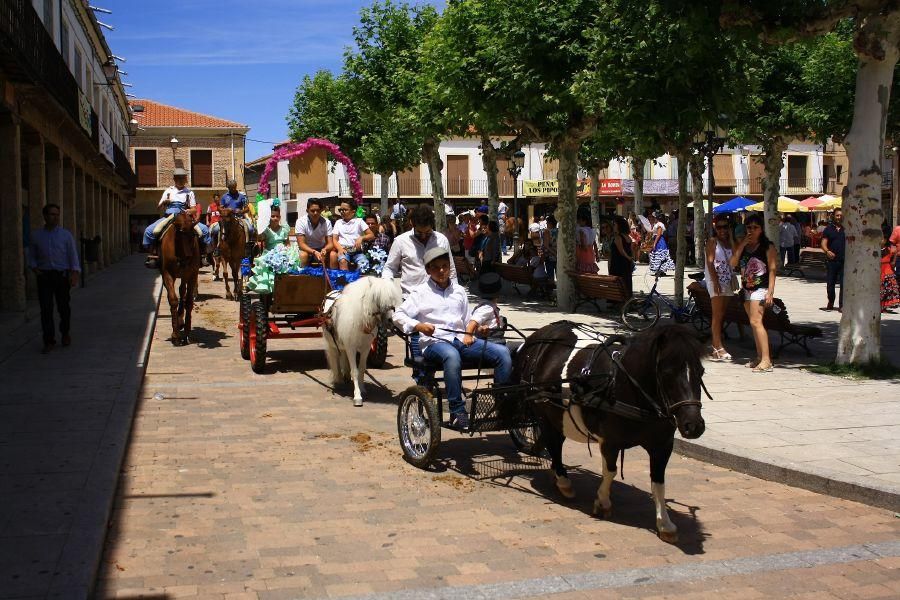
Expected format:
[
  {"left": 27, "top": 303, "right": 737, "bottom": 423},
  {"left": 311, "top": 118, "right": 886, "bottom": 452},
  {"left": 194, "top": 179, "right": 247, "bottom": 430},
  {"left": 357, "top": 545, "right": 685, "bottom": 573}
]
[
  {"left": 143, "top": 214, "right": 210, "bottom": 247},
  {"left": 422, "top": 338, "right": 512, "bottom": 415}
]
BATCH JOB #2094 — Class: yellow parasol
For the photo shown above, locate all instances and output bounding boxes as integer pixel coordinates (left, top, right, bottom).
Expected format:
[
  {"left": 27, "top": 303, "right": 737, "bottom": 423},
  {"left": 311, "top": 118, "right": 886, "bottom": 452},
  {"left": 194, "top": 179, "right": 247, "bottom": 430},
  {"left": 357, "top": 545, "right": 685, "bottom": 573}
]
[{"left": 746, "top": 196, "right": 809, "bottom": 213}]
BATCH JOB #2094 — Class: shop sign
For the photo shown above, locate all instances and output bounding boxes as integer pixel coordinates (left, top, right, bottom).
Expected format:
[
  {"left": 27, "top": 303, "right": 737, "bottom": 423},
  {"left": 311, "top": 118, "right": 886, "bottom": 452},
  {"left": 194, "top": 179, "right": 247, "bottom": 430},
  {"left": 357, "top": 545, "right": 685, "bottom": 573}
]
[
  {"left": 99, "top": 123, "right": 114, "bottom": 165},
  {"left": 599, "top": 179, "right": 622, "bottom": 195},
  {"left": 523, "top": 179, "right": 559, "bottom": 196},
  {"left": 78, "top": 92, "right": 91, "bottom": 133}
]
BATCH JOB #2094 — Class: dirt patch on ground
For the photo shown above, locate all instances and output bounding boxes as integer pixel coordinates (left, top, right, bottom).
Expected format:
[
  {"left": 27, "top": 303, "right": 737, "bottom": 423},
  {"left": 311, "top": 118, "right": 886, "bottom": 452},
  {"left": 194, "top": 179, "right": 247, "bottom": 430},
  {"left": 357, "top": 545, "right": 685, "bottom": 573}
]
[
  {"left": 350, "top": 432, "right": 374, "bottom": 452},
  {"left": 433, "top": 474, "right": 475, "bottom": 492},
  {"left": 314, "top": 433, "right": 343, "bottom": 440}
]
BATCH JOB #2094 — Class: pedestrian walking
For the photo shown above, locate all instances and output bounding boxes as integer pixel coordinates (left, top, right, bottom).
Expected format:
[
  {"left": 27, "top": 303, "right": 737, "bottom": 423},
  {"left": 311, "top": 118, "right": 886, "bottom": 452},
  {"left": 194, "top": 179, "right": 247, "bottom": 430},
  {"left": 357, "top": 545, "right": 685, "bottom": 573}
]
[
  {"left": 608, "top": 216, "right": 634, "bottom": 298},
  {"left": 820, "top": 208, "right": 845, "bottom": 311},
  {"left": 705, "top": 215, "right": 737, "bottom": 361},
  {"left": 27, "top": 203, "right": 81, "bottom": 354},
  {"left": 730, "top": 213, "right": 778, "bottom": 372},
  {"left": 779, "top": 214, "right": 800, "bottom": 266}
]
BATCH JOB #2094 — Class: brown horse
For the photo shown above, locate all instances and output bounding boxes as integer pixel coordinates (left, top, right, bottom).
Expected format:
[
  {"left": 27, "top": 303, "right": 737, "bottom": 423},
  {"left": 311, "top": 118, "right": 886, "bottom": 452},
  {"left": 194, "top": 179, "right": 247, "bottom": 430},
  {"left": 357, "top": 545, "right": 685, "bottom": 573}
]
[
  {"left": 159, "top": 211, "right": 201, "bottom": 345},
  {"left": 503, "top": 216, "right": 528, "bottom": 253},
  {"left": 217, "top": 208, "right": 248, "bottom": 301}
]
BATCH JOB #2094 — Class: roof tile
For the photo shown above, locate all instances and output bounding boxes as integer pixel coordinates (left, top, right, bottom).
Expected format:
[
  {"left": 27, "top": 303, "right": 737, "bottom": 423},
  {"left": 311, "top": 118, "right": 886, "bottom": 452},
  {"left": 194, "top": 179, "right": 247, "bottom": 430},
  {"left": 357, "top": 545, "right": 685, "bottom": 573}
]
[{"left": 131, "top": 99, "right": 247, "bottom": 128}]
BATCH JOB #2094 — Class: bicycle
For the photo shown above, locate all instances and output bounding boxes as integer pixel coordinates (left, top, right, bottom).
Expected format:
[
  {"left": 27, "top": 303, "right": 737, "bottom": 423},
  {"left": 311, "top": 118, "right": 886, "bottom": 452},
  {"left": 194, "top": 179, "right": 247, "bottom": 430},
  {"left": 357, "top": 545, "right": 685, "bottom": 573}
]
[{"left": 620, "top": 272, "right": 704, "bottom": 331}]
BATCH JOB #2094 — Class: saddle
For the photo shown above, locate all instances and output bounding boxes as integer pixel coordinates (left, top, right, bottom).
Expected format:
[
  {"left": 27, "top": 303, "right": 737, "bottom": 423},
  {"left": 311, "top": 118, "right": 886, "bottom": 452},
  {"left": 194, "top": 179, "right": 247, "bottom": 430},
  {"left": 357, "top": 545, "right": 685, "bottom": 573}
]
[{"left": 153, "top": 214, "right": 204, "bottom": 240}]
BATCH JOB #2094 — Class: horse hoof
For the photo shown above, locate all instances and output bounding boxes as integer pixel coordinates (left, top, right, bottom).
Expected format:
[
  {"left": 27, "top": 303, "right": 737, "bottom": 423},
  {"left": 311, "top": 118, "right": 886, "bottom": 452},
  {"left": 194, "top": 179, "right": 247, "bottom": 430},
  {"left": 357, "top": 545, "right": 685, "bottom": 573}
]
[
  {"left": 555, "top": 475, "right": 576, "bottom": 499},
  {"left": 658, "top": 530, "right": 678, "bottom": 544},
  {"left": 592, "top": 501, "right": 612, "bottom": 518}
]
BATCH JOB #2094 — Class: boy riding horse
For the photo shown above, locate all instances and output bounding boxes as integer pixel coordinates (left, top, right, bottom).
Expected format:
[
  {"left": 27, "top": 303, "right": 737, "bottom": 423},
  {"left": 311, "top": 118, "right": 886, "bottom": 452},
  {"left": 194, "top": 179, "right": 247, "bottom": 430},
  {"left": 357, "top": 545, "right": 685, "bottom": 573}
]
[
  {"left": 212, "top": 179, "right": 256, "bottom": 257},
  {"left": 143, "top": 168, "right": 210, "bottom": 269}
]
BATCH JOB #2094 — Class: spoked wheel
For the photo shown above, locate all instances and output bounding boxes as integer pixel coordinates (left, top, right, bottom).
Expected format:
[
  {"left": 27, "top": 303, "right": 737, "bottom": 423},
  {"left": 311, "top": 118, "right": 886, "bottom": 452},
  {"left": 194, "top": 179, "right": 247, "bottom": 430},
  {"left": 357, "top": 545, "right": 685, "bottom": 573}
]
[
  {"left": 671, "top": 298, "right": 696, "bottom": 324},
  {"left": 509, "top": 424, "right": 549, "bottom": 458},
  {"left": 239, "top": 293, "right": 252, "bottom": 360},
  {"left": 249, "top": 301, "right": 268, "bottom": 374},
  {"left": 621, "top": 296, "right": 660, "bottom": 331},
  {"left": 397, "top": 386, "right": 441, "bottom": 469},
  {"left": 367, "top": 322, "right": 389, "bottom": 368}
]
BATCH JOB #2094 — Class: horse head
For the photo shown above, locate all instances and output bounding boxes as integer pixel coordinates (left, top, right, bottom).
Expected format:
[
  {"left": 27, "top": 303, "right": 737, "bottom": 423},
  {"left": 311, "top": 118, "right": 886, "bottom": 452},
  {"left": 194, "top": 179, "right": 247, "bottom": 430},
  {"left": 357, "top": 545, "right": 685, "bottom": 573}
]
[
  {"left": 625, "top": 324, "right": 706, "bottom": 439},
  {"left": 172, "top": 210, "right": 194, "bottom": 233}
]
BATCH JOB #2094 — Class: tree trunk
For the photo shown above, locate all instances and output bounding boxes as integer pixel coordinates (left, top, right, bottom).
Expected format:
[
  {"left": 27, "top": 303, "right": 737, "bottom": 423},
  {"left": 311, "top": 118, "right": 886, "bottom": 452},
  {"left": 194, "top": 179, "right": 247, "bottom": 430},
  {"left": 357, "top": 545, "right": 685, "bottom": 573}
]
[
  {"left": 689, "top": 155, "right": 706, "bottom": 266},
  {"left": 837, "top": 31, "right": 899, "bottom": 365},
  {"left": 590, "top": 166, "right": 601, "bottom": 241},
  {"left": 633, "top": 156, "right": 645, "bottom": 217},
  {"left": 674, "top": 153, "right": 690, "bottom": 306},
  {"left": 761, "top": 139, "right": 787, "bottom": 247},
  {"left": 379, "top": 172, "right": 391, "bottom": 219},
  {"left": 423, "top": 137, "right": 447, "bottom": 232},
  {"left": 480, "top": 132, "right": 501, "bottom": 221},
  {"left": 556, "top": 141, "right": 580, "bottom": 311}
]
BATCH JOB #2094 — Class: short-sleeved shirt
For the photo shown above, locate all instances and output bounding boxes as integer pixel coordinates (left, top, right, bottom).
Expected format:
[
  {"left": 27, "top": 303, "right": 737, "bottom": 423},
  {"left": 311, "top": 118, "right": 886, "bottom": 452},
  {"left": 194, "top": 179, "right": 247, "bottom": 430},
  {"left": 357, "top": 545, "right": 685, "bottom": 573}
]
[
  {"left": 333, "top": 217, "right": 369, "bottom": 248},
  {"left": 160, "top": 186, "right": 196, "bottom": 211},
  {"left": 207, "top": 202, "right": 221, "bottom": 225},
  {"left": 823, "top": 224, "right": 846, "bottom": 261},
  {"left": 471, "top": 301, "right": 502, "bottom": 330},
  {"left": 296, "top": 215, "right": 333, "bottom": 250},
  {"left": 220, "top": 191, "right": 248, "bottom": 211},
  {"left": 260, "top": 226, "right": 289, "bottom": 251}
]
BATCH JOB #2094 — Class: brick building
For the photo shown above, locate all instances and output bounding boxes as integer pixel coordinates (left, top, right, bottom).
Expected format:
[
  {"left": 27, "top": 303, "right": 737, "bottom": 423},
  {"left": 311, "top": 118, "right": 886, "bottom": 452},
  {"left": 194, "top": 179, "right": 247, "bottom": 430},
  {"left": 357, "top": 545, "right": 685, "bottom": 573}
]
[
  {"left": 0, "top": 0, "right": 136, "bottom": 314},
  {"left": 128, "top": 99, "right": 249, "bottom": 225}
]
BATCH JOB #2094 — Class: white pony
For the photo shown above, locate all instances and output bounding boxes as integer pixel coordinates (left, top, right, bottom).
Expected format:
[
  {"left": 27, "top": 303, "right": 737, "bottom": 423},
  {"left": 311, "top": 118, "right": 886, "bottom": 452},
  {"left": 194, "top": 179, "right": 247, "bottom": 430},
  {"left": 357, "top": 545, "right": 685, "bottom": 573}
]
[{"left": 323, "top": 277, "right": 401, "bottom": 406}]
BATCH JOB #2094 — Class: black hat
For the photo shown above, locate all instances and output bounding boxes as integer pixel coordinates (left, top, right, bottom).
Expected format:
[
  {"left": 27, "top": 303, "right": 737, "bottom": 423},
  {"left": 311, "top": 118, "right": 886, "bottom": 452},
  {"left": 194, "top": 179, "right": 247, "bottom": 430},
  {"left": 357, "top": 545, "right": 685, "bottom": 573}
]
[{"left": 470, "top": 272, "right": 502, "bottom": 298}]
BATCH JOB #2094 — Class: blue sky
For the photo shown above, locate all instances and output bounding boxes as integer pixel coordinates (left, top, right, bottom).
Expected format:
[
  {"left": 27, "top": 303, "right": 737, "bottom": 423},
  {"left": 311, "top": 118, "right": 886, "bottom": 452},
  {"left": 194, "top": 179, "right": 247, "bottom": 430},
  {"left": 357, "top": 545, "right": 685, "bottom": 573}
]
[{"left": 103, "top": 0, "right": 443, "bottom": 160}]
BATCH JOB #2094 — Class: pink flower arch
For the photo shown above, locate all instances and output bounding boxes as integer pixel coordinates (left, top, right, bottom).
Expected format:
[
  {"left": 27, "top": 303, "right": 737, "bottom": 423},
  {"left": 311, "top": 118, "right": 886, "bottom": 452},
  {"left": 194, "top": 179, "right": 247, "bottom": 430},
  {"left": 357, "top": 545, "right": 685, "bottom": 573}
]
[{"left": 258, "top": 138, "right": 363, "bottom": 205}]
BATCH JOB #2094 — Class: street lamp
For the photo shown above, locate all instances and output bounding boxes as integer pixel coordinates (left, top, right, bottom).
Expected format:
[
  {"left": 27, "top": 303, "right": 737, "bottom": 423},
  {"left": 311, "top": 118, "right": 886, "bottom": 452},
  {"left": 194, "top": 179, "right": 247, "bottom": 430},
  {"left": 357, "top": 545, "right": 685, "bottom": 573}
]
[
  {"left": 170, "top": 136, "right": 179, "bottom": 165},
  {"left": 508, "top": 149, "right": 526, "bottom": 247},
  {"left": 692, "top": 122, "right": 727, "bottom": 236}
]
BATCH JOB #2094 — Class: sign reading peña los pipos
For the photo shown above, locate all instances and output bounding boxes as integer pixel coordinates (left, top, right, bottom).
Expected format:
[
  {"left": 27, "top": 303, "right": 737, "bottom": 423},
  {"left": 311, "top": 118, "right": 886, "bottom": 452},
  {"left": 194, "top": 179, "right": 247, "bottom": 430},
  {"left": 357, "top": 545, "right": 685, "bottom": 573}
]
[{"left": 523, "top": 179, "right": 559, "bottom": 196}]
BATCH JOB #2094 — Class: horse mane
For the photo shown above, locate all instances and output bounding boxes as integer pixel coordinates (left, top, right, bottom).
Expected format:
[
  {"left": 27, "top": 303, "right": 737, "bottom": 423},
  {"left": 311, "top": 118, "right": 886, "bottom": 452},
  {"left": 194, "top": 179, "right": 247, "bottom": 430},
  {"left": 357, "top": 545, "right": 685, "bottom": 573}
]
[
  {"left": 332, "top": 277, "right": 401, "bottom": 338},
  {"left": 628, "top": 323, "right": 704, "bottom": 368}
]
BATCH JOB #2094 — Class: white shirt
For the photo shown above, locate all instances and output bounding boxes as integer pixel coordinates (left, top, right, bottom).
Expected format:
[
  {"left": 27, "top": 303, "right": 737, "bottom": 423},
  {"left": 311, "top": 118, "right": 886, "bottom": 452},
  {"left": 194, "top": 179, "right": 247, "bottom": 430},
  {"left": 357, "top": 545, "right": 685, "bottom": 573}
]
[
  {"left": 471, "top": 301, "right": 502, "bottom": 330},
  {"left": 382, "top": 230, "right": 458, "bottom": 296},
  {"left": 498, "top": 201, "right": 508, "bottom": 217},
  {"left": 333, "top": 217, "right": 368, "bottom": 248},
  {"left": 296, "top": 215, "right": 333, "bottom": 250},
  {"left": 394, "top": 279, "right": 469, "bottom": 349},
  {"left": 528, "top": 222, "right": 541, "bottom": 234},
  {"left": 158, "top": 185, "right": 196, "bottom": 210}
]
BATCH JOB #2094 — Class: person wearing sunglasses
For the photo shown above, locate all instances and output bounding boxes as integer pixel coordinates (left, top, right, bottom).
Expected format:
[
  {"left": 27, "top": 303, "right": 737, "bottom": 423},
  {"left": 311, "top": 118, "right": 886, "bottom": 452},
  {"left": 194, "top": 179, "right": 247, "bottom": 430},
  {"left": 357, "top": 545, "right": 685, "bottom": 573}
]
[
  {"left": 704, "top": 215, "right": 737, "bottom": 361},
  {"left": 729, "top": 213, "right": 778, "bottom": 372}
]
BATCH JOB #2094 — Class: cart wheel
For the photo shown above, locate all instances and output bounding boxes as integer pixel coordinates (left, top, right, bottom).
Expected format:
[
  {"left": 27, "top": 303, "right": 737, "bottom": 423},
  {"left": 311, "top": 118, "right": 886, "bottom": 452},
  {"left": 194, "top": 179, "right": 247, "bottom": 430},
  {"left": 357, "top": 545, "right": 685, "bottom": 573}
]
[
  {"left": 397, "top": 386, "right": 441, "bottom": 469},
  {"left": 509, "top": 425, "right": 549, "bottom": 458},
  {"left": 367, "top": 322, "right": 389, "bottom": 368},
  {"left": 621, "top": 296, "right": 660, "bottom": 331},
  {"left": 239, "top": 293, "right": 252, "bottom": 360},
  {"left": 249, "top": 301, "right": 268, "bottom": 374}
]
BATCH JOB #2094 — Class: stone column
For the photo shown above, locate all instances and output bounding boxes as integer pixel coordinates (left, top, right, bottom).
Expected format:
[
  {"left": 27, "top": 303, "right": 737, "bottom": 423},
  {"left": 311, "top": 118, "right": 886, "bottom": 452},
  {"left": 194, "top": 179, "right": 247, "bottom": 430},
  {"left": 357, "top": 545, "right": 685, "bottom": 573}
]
[
  {"left": 62, "top": 157, "right": 76, "bottom": 241},
  {"left": 84, "top": 176, "right": 95, "bottom": 274},
  {"left": 24, "top": 133, "right": 46, "bottom": 301},
  {"left": 75, "top": 167, "right": 86, "bottom": 255},
  {"left": 0, "top": 114, "right": 26, "bottom": 311},
  {"left": 103, "top": 186, "right": 112, "bottom": 266},
  {"left": 46, "top": 146, "right": 63, "bottom": 218}
]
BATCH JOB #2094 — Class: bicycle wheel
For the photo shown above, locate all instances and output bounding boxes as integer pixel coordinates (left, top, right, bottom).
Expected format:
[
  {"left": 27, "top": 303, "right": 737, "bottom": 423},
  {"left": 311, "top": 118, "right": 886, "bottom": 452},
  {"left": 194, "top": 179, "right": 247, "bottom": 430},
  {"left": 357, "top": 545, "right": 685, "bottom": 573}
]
[{"left": 621, "top": 296, "right": 660, "bottom": 331}]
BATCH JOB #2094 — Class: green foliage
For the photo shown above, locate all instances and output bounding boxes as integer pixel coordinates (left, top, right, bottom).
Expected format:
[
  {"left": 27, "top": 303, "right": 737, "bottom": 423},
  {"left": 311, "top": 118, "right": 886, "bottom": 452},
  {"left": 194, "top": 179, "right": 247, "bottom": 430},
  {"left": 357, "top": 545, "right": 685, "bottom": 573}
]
[
  {"left": 286, "top": 70, "right": 363, "bottom": 164},
  {"left": 807, "top": 359, "right": 900, "bottom": 380}
]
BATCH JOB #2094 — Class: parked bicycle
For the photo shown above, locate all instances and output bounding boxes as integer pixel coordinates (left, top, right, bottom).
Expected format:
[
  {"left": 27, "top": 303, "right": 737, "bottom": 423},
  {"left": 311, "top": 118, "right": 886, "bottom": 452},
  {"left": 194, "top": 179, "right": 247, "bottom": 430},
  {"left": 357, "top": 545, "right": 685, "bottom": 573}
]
[{"left": 621, "top": 272, "right": 705, "bottom": 331}]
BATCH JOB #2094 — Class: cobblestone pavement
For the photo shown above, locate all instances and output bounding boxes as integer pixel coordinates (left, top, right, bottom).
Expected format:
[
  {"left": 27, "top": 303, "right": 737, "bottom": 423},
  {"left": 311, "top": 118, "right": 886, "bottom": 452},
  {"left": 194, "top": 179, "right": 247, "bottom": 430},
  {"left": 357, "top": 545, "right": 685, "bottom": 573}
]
[{"left": 95, "top": 267, "right": 900, "bottom": 599}]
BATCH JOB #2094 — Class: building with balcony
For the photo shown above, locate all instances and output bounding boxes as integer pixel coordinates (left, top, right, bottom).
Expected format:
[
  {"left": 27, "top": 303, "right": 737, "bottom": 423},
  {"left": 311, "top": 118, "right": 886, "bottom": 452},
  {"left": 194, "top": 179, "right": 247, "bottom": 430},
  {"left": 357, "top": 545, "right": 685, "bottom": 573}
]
[
  {"left": 128, "top": 99, "right": 249, "bottom": 225},
  {"left": 0, "top": 0, "right": 136, "bottom": 313}
]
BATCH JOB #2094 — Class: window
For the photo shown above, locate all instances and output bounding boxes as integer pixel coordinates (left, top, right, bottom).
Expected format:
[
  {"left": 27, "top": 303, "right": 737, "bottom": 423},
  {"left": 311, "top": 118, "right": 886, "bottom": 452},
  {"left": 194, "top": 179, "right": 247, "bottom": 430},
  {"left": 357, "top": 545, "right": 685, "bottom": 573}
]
[
  {"left": 190, "top": 150, "right": 213, "bottom": 187},
  {"left": 42, "top": 0, "right": 54, "bottom": 38},
  {"left": 787, "top": 155, "right": 808, "bottom": 188},
  {"left": 73, "top": 47, "right": 83, "bottom": 88},
  {"left": 85, "top": 69, "right": 93, "bottom": 98},
  {"left": 60, "top": 21, "right": 69, "bottom": 66},
  {"left": 134, "top": 149, "right": 157, "bottom": 188}
]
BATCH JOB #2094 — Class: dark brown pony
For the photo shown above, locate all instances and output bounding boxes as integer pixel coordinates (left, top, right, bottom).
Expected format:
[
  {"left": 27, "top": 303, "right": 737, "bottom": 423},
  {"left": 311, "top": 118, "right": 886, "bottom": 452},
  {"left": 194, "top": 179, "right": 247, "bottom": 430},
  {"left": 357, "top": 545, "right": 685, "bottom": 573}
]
[
  {"left": 159, "top": 211, "right": 201, "bottom": 345},
  {"left": 217, "top": 208, "right": 248, "bottom": 301},
  {"left": 513, "top": 321, "right": 706, "bottom": 543}
]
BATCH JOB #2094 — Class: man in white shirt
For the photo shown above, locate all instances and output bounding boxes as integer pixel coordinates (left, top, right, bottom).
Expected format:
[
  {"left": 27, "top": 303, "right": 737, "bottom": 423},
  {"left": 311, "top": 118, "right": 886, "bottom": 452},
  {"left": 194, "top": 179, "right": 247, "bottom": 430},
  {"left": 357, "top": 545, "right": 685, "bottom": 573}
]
[
  {"left": 382, "top": 205, "right": 457, "bottom": 297},
  {"left": 394, "top": 246, "right": 512, "bottom": 430},
  {"left": 142, "top": 168, "right": 209, "bottom": 268},
  {"left": 331, "top": 200, "right": 374, "bottom": 269},
  {"left": 296, "top": 198, "right": 335, "bottom": 267}
]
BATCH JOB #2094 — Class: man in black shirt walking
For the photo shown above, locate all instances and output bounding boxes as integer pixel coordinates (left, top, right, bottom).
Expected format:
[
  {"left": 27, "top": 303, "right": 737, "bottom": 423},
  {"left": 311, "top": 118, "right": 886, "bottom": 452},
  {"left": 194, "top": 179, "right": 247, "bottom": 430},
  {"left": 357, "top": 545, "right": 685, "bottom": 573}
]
[{"left": 820, "top": 208, "right": 845, "bottom": 311}]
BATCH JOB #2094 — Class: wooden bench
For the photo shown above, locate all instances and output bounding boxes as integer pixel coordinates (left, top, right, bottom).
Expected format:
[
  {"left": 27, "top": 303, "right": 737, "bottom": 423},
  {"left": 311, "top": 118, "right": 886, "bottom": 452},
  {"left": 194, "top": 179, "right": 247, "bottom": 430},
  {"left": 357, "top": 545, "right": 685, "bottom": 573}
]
[
  {"left": 495, "top": 262, "right": 555, "bottom": 299},
  {"left": 687, "top": 282, "right": 822, "bottom": 357},
  {"left": 567, "top": 271, "right": 630, "bottom": 313},
  {"left": 782, "top": 249, "right": 828, "bottom": 278},
  {"left": 453, "top": 255, "right": 476, "bottom": 284}
]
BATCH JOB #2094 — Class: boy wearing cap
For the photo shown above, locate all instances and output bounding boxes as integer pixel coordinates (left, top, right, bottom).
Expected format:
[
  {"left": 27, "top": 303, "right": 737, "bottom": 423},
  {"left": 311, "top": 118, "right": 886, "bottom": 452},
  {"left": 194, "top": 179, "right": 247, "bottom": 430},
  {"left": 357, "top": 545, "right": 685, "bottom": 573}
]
[{"left": 394, "top": 247, "right": 512, "bottom": 430}]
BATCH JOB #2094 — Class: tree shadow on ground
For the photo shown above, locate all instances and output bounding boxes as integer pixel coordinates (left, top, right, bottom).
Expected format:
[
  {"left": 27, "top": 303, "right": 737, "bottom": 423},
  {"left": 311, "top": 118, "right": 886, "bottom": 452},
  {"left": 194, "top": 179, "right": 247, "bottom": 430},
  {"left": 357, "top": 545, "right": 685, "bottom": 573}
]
[
  {"left": 187, "top": 326, "right": 228, "bottom": 349},
  {"left": 421, "top": 433, "right": 708, "bottom": 555}
]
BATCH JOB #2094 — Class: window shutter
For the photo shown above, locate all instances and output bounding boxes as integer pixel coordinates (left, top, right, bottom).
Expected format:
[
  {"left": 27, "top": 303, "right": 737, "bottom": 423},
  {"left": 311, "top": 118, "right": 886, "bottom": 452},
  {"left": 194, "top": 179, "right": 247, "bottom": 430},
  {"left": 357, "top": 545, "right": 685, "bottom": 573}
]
[
  {"left": 191, "top": 150, "right": 213, "bottom": 188},
  {"left": 134, "top": 150, "right": 157, "bottom": 188}
]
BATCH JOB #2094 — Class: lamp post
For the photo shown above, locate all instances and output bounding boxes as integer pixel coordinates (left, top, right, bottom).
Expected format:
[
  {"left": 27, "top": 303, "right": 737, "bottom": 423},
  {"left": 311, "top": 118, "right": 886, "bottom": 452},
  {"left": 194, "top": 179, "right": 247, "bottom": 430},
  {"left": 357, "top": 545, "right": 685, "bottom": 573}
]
[
  {"left": 692, "top": 123, "right": 727, "bottom": 238},
  {"left": 508, "top": 150, "right": 526, "bottom": 249},
  {"left": 170, "top": 136, "right": 179, "bottom": 166}
]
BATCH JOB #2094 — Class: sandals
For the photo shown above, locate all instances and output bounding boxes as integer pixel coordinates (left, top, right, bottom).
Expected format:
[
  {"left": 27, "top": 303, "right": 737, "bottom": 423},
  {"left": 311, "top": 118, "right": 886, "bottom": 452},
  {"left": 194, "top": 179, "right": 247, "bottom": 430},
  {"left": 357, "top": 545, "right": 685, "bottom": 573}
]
[
  {"left": 710, "top": 348, "right": 732, "bottom": 361},
  {"left": 745, "top": 359, "right": 760, "bottom": 369},
  {"left": 752, "top": 363, "right": 774, "bottom": 373}
]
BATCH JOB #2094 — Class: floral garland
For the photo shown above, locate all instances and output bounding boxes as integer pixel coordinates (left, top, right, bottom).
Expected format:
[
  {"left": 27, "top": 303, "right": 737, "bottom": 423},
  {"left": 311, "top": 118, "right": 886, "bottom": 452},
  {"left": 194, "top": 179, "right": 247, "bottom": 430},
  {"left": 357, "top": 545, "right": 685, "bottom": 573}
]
[{"left": 258, "top": 138, "right": 363, "bottom": 205}]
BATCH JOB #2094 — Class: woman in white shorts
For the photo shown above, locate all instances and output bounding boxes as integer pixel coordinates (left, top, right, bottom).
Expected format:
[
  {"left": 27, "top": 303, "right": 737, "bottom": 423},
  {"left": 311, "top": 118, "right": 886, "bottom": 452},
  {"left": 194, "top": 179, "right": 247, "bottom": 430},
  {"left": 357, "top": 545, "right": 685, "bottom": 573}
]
[
  {"left": 729, "top": 213, "right": 778, "bottom": 372},
  {"left": 704, "top": 214, "right": 737, "bottom": 360}
]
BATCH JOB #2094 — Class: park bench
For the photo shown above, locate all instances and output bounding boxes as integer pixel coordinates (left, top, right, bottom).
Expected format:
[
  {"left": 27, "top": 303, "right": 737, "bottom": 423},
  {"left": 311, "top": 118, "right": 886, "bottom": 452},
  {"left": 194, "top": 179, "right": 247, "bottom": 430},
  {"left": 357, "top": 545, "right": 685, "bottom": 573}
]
[
  {"left": 454, "top": 255, "right": 476, "bottom": 284},
  {"left": 567, "top": 271, "right": 630, "bottom": 313},
  {"left": 782, "top": 248, "right": 828, "bottom": 279},
  {"left": 687, "top": 282, "right": 822, "bottom": 357},
  {"left": 495, "top": 262, "right": 555, "bottom": 299}
]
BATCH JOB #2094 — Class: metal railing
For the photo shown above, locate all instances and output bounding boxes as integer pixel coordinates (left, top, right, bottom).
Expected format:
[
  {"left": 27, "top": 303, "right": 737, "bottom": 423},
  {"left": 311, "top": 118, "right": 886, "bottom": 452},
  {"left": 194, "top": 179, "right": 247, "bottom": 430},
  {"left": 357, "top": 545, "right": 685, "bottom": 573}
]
[
  {"left": 685, "top": 177, "right": 828, "bottom": 196},
  {"left": 884, "top": 170, "right": 894, "bottom": 188}
]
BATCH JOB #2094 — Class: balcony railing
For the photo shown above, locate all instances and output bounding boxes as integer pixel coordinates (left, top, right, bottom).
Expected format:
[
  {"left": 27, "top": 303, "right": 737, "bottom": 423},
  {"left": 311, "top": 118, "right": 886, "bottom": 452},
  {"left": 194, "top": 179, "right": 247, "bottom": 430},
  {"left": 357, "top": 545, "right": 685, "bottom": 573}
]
[
  {"left": 685, "top": 178, "right": 830, "bottom": 196},
  {"left": 884, "top": 170, "right": 894, "bottom": 188},
  {"left": 338, "top": 178, "right": 524, "bottom": 198}
]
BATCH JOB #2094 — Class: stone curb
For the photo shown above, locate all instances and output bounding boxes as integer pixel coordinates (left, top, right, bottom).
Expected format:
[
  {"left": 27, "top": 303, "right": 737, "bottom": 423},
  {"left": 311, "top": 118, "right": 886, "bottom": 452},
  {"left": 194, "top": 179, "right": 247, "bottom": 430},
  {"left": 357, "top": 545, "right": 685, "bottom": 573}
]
[
  {"left": 46, "top": 267, "right": 163, "bottom": 599},
  {"left": 674, "top": 438, "right": 900, "bottom": 512}
]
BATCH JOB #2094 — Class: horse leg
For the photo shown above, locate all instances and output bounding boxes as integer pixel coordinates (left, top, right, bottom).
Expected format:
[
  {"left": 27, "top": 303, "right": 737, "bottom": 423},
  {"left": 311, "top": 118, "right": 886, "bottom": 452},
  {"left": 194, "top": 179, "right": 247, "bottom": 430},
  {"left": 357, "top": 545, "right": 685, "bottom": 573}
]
[
  {"left": 647, "top": 442, "right": 677, "bottom": 543},
  {"left": 164, "top": 276, "right": 180, "bottom": 343},
  {"left": 593, "top": 443, "right": 618, "bottom": 518},
  {"left": 349, "top": 345, "right": 370, "bottom": 406},
  {"left": 322, "top": 330, "right": 344, "bottom": 388},
  {"left": 540, "top": 413, "right": 574, "bottom": 499},
  {"left": 183, "top": 275, "right": 196, "bottom": 343},
  {"left": 224, "top": 260, "right": 234, "bottom": 300}
]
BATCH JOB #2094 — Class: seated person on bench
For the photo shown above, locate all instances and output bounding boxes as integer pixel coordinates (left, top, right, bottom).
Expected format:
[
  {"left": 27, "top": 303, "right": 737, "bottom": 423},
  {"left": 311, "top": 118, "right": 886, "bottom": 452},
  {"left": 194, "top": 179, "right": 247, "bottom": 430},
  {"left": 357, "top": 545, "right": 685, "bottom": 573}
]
[
  {"left": 394, "top": 247, "right": 512, "bottom": 430},
  {"left": 331, "top": 199, "right": 374, "bottom": 269},
  {"left": 296, "top": 198, "right": 335, "bottom": 267}
]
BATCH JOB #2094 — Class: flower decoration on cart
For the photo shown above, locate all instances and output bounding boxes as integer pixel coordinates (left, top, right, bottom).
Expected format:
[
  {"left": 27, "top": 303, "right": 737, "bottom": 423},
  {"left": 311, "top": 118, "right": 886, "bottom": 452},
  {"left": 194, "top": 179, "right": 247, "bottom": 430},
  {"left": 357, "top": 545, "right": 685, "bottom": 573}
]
[
  {"left": 244, "top": 245, "right": 385, "bottom": 294},
  {"left": 257, "top": 138, "right": 364, "bottom": 206}
]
